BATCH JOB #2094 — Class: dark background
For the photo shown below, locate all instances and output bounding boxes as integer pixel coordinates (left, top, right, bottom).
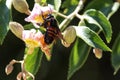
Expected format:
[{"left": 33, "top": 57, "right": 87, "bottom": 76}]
[{"left": 0, "top": 0, "right": 120, "bottom": 80}]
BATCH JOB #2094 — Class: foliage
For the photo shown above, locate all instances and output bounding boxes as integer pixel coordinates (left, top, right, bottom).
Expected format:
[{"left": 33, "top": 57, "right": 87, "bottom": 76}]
[
  {"left": 111, "top": 33, "right": 120, "bottom": 75},
  {"left": 1, "top": 0, "right": 120, "bottom": 80},
  {"left": 0, "top": 0, "right": 11, "bottom": 44}
]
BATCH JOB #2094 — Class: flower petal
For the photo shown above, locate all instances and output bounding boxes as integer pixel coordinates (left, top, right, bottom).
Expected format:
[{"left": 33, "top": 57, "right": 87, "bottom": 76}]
[
  {"left": 22, "top": 29, "right": 43, "bottom": 48},
  {"left": 22, "top": 29, "right": 51, "bottom": 56},
  {"left": 25, "top": 3, "right": 53, "bottom": 28},
  {"left": 39, "top": 35, "right": 51, "bottom": 57}
]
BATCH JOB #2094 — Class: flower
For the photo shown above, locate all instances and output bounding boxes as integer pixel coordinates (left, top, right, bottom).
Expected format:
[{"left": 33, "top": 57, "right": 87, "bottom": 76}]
[
  {"left": 22, "top": 29, "right": 51, "bottom": 57},
  {"left": 9, "top": 22, "right": 51, "bottom": 57},
  {"left": 25, "top": 3, "right": 53, "bottom": 28},
  {"left": 22, "top": 29, "right": 42, "bottom": 48},
  {"left": 17, "top": 71, "right": 35, "bottom": 80}
]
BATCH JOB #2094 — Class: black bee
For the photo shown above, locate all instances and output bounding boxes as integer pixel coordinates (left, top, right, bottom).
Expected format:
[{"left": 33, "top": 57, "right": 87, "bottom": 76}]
[{"left": 42, "top": 14, "right": 63, "bottom": 44}]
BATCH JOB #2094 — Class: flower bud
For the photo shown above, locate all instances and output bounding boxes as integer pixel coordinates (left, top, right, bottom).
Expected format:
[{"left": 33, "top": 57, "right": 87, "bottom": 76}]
[
  {"left": 12, "top": 0, "right": 30, "bottom": 14},
  {"left": 61, "top": 40, "right": 71, "bottom": 47},
  {"left": 9, "top": 22, "right": 24, "bottom": 39},
  {"left": 93, "top": 48, "right": 103, "bottom": 59},
  {"left": 117, "top": 0, "right": 120, "bottom": 3},
  {"left": 17, "top": 72, "right": 23, "bottom": 80},
  {"left": 5, "top": 64, "right": 14, "bottom": 75},
  {"left": 5, "top": 59, "right": 17, "bottom": 75},
  {"left": 62, "top": 26, "right": 76, "bottom": 47}
]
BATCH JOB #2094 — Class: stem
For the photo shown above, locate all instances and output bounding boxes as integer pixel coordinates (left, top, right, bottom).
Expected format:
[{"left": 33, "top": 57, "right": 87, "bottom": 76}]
[
  {"left": 74, "top": 0, "right": 84, "bottom": 13},
  {"left": 53, "top": 10, "right": 68, "bottom": 18},
  {"left": 11, "top": 59, "right": 23, "bottom": 64},
  {"left": 75, "top": 13, "right": 83, "bottom": 20},
  {"left": 27, "top": 72, "right": 35, "bottom": 80},
  {"left": 21, "top": 60, "right": 25, "bottom": 72},
  {"left": 59, "top": 15, "right": 73, "bottom": 31}
]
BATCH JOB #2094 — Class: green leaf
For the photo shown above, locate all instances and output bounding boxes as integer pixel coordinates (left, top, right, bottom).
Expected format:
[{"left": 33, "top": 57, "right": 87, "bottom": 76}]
[
  {"left": 62, "top": 0, "right": 78, "bottom": 8},
  {"left": 83, "top": 9, "right": 112, "bottom": 43},
  {"left": 24, "top": 23, "right": 46, "bottom": 33},
  {"left": 85, "top": 0, "right": 120, "bottom": 19},
  {"left": 54, "top": 0, "right": 61, "bottom": 12},
  {"left": 24, "top": 47, "right": 43, "bottom": 75},
  {"left": 111, "top": 33, "right": 120, "bottom": 75},
  {"left": 74, "top": 26, "right": 111, "bottom": 51},
  {"left": 62, "top": 0, "right": 78, "bottom": 15},
  {"left": 24, "top": 23, "right": 35, "bottom": 30},
  {"left": 107, "top": 2, "right": 120, "bottom": 19},
  {"left": 0, "top": 0, "right": 11, "bottom": 44},
  {"left": 79, "top": 19, "right": 100, "bottom": 33},
  {"left": 68, "top": 38, "right": 91, "bottom": 80},
  {"left": 85, "top": 0, "right": 113, "bottom": 17}
]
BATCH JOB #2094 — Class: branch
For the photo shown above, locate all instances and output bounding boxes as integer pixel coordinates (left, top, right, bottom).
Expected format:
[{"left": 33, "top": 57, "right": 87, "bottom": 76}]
[
  {"left": 59, "top": 0, "right": 84, "bottom": 30},
  {"left": 53, "top": 10, "right": 68, "bottom": 18}
]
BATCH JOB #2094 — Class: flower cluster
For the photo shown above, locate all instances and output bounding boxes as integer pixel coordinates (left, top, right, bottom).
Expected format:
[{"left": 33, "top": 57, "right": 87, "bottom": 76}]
[
  {"left": 9, "top": 2, "right": 54, "bottom": 57},
  {"left": 6, "top": 0, "right": 77, "bottom": 80},
  {"left": 5, "top": 59, "right": 35, "bottom": 80},
  {"left": 9, "top": 1, "right": 76, "bottom": 57},
  {"left": 6, "top": 0, "right": 55, "bottom": 79}
]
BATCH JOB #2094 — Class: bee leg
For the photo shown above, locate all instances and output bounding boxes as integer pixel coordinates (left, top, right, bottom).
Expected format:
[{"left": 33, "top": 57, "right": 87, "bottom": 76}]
[{"left": 57, "top": 32, "right": 65, "bottom": 41}]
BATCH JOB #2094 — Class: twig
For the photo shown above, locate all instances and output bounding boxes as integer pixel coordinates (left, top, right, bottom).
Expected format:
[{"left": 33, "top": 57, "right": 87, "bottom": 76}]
[
  {"left": 59, "top": 0, "right": 84, "bottom": 30},
  {"left": 75, "top": 13, "right": 83, "bottom": 20},
  {"left": 53, "top": 10, "right": 68, "bottom": 18}
]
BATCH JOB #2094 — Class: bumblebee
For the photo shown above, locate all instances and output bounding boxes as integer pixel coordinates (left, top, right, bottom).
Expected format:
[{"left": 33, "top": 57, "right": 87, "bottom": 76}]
[{"left": 42, "top": 14, "right": 63, "bottom": 44}]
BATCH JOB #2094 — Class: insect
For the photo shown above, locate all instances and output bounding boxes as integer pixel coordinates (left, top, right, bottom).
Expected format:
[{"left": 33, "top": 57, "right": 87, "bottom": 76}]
[{"left": 42, "top": 14, "right": 63, "bottom": 44}]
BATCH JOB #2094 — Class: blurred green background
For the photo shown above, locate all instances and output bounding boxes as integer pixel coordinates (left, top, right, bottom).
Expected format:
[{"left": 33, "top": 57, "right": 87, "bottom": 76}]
[{"left": 0, "top": 0, "right": 120, "bottom": 80}]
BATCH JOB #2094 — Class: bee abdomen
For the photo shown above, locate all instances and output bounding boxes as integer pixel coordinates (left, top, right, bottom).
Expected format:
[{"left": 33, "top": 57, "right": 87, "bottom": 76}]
[{"left": 44, "top": 28, "right": 57, "bottom": 44}]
